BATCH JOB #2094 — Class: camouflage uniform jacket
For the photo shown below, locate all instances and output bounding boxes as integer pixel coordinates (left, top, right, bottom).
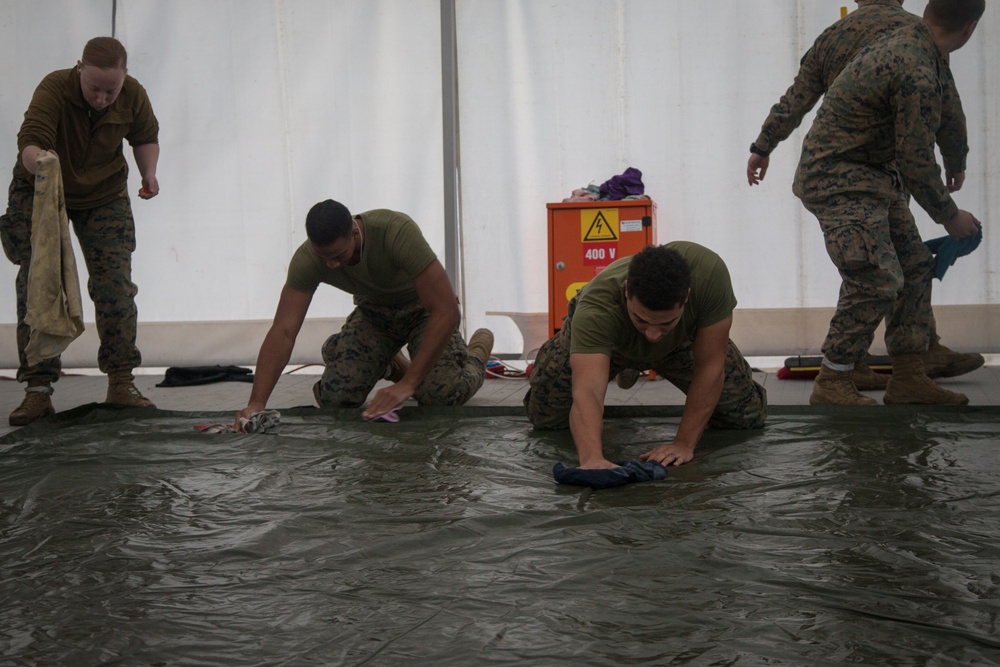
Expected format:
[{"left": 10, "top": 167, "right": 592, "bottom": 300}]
[
  {"left": 792, "top": 22, "right": 960, "bottom": 226},
  {"left": 755, "top": 1, "right": 967, "bottom": 174}
]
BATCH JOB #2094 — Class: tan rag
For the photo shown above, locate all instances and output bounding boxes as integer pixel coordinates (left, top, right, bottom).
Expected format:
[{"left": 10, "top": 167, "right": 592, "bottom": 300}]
[{"left": 24, "top": 153, "right": 85, "bottom": 365}]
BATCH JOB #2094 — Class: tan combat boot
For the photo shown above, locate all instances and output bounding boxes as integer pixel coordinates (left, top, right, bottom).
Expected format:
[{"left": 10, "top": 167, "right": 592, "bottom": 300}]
[
  {"left": 106, "top": 371, "right": 156, "bottom": 408},
  {"left": 809, "top": 364, "right": 878, "bottom": 406},
  {"left": 615, "top": 368, "right": 641, "bottom": 389},
  {"left": 922, "top": 341, "right": 985, "bottom": 379},
  {"left": 884, "top": 354, "right": 968, "bottom": 405},
  {"left": 9, "top": 383, "right": 55, "bottom": 426},
  {"left": 467, "top": 328, "right": 495, "bottom": 365},
  {"left": 385, "top": 352, "right": 410, "bottom": 383},
  {"left": 850, "top": 361, "right": 888, "bottom": 391}
]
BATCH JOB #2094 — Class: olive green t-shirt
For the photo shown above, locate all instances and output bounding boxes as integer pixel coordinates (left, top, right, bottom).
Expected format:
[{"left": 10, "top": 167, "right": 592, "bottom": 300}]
[
  {"left": 569, "top": 241, "right": 737, "bottom": 363},
  {"left": 285, "top": 209, "right": 437, "bottom": 307}
]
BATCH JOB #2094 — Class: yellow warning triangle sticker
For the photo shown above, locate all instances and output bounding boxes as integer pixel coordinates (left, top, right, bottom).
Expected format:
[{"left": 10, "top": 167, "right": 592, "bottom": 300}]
[{"left": 583, "top": 211, "right": 619, "bottom": 241}]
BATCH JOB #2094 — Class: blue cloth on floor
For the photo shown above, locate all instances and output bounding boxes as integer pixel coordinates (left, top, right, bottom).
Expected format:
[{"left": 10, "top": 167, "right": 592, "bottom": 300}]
[
  {"left": 924, "top": 224, "right": 982, "bottom": 280},
  {"left": 552, "top": 459, "right": 668, "bottom": 489}
]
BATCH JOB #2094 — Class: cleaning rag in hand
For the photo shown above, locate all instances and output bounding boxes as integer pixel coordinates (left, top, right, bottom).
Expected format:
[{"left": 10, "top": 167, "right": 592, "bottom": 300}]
[
  {"left": 24, "top": 154, "right": 85, "bottom": 365},
  {"left": 924, "top": 223, "right": 982, "bottom": 280},
  {"left": 195, "top": 410, "right": 281, "bottom": 434},
  {"left": 363, "top": 407, "right": 401, "bottom": 423},
  {"left": 552, "top": 459, "right": 668, "bottom": 489}
]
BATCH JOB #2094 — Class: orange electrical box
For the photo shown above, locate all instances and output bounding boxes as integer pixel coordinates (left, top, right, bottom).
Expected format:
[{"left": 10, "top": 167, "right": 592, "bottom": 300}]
[{"left": 547, "top": 199, "right": 657, "bottom": 337}]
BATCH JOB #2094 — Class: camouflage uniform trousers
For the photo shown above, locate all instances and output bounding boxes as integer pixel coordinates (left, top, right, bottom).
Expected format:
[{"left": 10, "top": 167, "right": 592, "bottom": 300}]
[
  {"left": 802, "top": 190, "right": 935, "bottom": 364},
  {"left": 0, "top": 175, "right": 142, "bottom": 384},
  {"left": 313, "top": 300, "right": 486, "bottom": 408},
  {"left": 523, "top": 313, "right": 767, "bottom": 431}
]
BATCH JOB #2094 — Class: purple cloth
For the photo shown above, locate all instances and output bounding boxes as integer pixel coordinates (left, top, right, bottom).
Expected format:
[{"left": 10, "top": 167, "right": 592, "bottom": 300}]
[
  {"left": 364, "top": 407, "right": 401, "bottom": 423},
  {"left": 598, "top": 167, "right": 645, "bottom": 200},
  {"left": 552, "top": 459, "right": 668, "bottom": 489}
]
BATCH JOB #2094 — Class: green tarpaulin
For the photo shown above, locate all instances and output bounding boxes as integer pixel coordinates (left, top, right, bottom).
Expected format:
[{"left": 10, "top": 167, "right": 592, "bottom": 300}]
[{"left": 2, "top": 405, "right": 998, "bottom": 665}]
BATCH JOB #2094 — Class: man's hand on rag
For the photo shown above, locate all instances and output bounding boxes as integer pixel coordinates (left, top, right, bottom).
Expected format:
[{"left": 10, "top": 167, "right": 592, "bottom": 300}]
[
  {"left": 576, "top": 456, "right": 620, "bottom": 471},
  {"left": 944, "top": 210, "right": 982, "bottom": 241},
  {"left": 234, "top": 401, "right": 266, "bottom": 432},
  {"left": 640, "top": 439, "right": 696, "bottom": 467},
  {"left": 362, "top": 382, "right": 413, "bottom": 421},
  {"left": 22, "top": 147, "right": 59, "bottom": 174}
]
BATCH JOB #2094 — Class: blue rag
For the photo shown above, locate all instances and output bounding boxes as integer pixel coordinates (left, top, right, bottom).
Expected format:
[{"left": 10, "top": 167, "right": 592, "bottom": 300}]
[
  {"left": 552, "top": 459, "right": 668, "bottom": 489},
  {"left": 924, "top": 224, "right": 982, "bottom": 280}
]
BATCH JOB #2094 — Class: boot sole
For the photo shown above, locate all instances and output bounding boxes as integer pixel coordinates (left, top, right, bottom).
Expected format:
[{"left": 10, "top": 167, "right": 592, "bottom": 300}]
[
  {"left": 883, "top": 396, "right": 969, "bottom": 406},
  {"left": 924, "top": 359, "right": 985, "bottom": 379},
  {"left": 8, "top": 409, "right": 55, "bottom": 426},
  {"left": 809, "top": 395, "right": 878, "bottom": 406}
]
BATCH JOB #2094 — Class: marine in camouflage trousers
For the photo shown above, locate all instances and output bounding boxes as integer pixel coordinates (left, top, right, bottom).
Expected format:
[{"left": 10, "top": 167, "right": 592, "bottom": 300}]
[
  {"left": 1, "top": 175, "right": 142, "bottom": 384},
  {"left": 313, "top": 300, "right": 486, "bottom": 408},
  {"left": 802, "top": 190, "right": 935, "bottom": 364},
  {"left": 523, "top": 311, "right": 767, "bottom": 431}
]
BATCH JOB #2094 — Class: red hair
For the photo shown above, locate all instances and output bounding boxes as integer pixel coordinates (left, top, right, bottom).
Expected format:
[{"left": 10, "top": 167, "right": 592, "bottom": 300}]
[{"left": 81, "top": 37, "right": 127, "bottom": 69}]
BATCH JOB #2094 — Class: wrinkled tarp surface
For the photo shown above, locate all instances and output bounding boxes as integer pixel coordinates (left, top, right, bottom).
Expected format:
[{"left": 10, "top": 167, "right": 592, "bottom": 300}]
[{"left": 2, "top": 405, "right": 999, "bottom": 666}]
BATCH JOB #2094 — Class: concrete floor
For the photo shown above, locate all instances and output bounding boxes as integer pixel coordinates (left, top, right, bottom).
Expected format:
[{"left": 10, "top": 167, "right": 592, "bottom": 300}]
[{"left": 2, "top": 359, "right": 998, "bottom": 438}]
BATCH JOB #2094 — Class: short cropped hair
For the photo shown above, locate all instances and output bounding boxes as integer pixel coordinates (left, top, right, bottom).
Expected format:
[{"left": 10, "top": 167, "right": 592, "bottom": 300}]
[
  {"left": 625, "top": 245, "right": 691, "bottom": 311},
  {"left": 81, "top": 37, "right": 127, "bottom": 69},
  {"left": 305, "top": 200, "right": 354, "bottom": 246},
  {"left": 926, "top": 0, "right": 985, "bottom": 31}
]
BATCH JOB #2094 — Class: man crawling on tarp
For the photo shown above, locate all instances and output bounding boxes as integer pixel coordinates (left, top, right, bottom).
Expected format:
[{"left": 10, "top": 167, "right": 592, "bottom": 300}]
[
  {"left": 234, "top": 199, "right": 494, "bottom": 429},
  {"left": 525, "top": 243, "right": 767, "bottom": 486}
]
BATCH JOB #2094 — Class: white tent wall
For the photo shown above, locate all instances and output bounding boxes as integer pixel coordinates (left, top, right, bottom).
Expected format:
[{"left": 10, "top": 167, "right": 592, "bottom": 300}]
[
  {"left": 0, "top": 1, "right": 996, "bottom": 370},
  {"left": 457, "top": 0, "right": 999, "bottom": 358},
  {"left": 0, "top": 0, "right": 444, "bottom": 367}
]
